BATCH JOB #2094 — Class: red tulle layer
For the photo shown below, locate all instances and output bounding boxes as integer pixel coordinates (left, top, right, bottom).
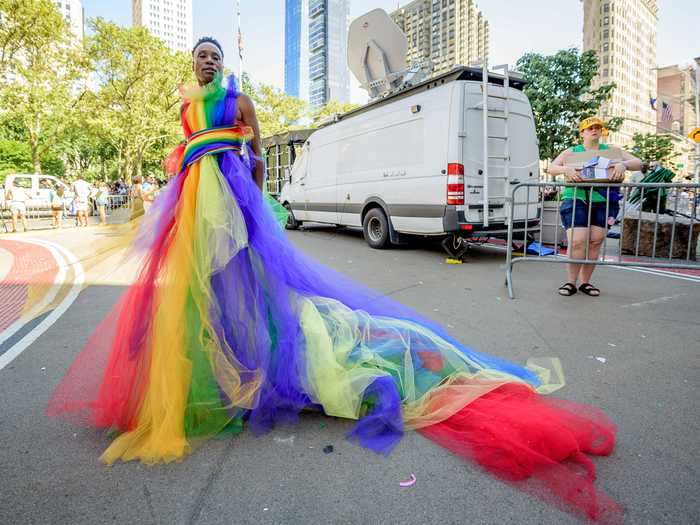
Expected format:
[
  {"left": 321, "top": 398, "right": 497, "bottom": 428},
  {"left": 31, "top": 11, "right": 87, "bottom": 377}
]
[
  {"left": 46, "top": 209, "right": 178, "bottom": 430},
  {"left": 419, "top": 383, "right": 622, "bottom": 523}
]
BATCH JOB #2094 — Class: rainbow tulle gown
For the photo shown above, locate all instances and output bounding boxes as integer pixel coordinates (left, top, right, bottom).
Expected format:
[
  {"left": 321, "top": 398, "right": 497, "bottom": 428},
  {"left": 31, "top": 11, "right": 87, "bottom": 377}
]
[{"left": 47, "top": 75, "right": 621, "bottom": 522}]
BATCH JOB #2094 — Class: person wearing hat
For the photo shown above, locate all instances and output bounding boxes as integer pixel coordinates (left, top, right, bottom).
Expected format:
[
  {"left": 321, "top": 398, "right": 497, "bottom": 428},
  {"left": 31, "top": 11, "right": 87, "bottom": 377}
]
[{"left": 547, "top": 117, "right": 642, "bottom": 296}]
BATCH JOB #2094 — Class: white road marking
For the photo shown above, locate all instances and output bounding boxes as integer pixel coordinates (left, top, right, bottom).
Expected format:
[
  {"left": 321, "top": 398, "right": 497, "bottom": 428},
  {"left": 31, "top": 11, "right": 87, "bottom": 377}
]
[
  {"left": 0, "top": 239, "right": 84, "bottom": 370},
  {"left": 610, "top": 265, "right": 700, "bottom": 283},
  {"left": 621, "top": 293, "right": 688, "bottom": 308}
]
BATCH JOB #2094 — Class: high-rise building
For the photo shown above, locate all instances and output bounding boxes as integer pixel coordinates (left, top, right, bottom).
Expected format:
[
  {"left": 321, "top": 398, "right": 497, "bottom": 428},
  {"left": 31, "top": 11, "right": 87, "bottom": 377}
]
[
  {"left": 391, "top": 0, "right": 489, "bottom": 77},
  {"left": 656, "top": 64, "right": 698, "bottom": 178},
  {"left": 284, "top": 0, "right": 350, "bottom": 107},
  {"left": 132, "top": 0, "right": 193, "bottom": 53},
  {"left": 285, "top": 0, "right": 309, "bottom": 100},
  {"left": 55, "top": 0, "right": 84, "bottom": 41},
  {"left": 583, "top": 0, "right": 658, "bottom": 147}
]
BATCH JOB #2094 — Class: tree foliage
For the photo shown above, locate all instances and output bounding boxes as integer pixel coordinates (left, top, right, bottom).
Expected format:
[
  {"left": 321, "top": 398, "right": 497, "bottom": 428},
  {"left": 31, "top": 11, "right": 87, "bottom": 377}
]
[
  {"left": 240, "top": 74, "right": 307, "bottom": 137},
  {"left": 628, "top": 133, "right": 678, "bottom": 165},
  {"left": 516, "top": 48, "right": 623, "bottom": 161},
  {"left": 0, "top": 140, "right": 33, "bottom": 175},
  {"left": 0, "top": 0, "right": 84, "bottom": 173},
  {"left": 311, "top": 100, "right": 359, "bottom": 126},
  {"left": 0, "top": 0, "right": 67, "bottom": 68},
  {"left": 85, "top": 19, "right": 193, "bottom": 182}
]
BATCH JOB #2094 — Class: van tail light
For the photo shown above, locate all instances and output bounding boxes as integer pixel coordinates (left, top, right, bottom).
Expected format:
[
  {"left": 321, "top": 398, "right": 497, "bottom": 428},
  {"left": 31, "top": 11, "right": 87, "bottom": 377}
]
[{"left": 447, "top": 163, "right": 465, "bottom": 205}]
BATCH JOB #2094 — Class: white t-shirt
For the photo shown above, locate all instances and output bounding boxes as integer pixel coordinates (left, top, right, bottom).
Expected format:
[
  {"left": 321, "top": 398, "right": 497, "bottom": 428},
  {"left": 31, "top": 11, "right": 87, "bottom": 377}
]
[
  {"left": 73, "top": 180, "right": 91, "bottom": 201},
  {"left": 10, "top": 186, "right": 27, "bottom": 202}
]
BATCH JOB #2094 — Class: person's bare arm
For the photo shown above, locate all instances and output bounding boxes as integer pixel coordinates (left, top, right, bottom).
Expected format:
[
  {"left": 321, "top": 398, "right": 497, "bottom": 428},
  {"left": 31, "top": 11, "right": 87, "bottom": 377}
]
[
  {"left": 620, "top": 151, "right": 643, "bottom": 171},
  {"left": 238, "top": 94, "right": 264, "bottom": 190},
  {"left": 610, "top": 151, "right": 643, "bottom": 182},
  {"left": 546, "top": 149, "right": 581, "bottom": 181}
]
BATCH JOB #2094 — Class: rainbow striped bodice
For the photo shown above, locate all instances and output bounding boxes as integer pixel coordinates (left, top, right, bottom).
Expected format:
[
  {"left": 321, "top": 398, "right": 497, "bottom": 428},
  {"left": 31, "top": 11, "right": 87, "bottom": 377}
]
[{"left": 180, "top": 125, "right": 254, "bottom": 171}]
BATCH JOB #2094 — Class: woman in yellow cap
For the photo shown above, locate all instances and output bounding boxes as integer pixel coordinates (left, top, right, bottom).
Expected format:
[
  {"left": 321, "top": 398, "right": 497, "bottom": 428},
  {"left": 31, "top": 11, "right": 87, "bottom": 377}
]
[{"left": 547, "top": 117, "right": 642, "bottom": 296}]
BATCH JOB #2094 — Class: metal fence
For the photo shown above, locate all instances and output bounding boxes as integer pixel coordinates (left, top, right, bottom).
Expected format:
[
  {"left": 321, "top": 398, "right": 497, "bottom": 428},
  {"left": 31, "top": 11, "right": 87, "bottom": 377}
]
[
  {"left": 505, "top": 181, "right": 700, "bottom": 298},
  {"left": 105, "top": 194, "right": 131, "bottom": 211},
  {"left": 1, "top": 194, "right": 132, "bottom": 226}
]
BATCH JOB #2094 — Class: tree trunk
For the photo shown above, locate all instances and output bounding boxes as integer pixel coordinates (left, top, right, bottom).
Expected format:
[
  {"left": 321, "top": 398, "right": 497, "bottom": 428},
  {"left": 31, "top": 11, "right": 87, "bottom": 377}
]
[{"left": 29, "top": 136, "right": 42, "bottom": 174}]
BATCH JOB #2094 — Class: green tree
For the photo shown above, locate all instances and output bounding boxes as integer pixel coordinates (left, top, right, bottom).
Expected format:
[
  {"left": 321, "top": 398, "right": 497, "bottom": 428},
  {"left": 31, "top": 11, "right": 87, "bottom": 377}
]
[
  {"left": 85, "top": 19, "right": 193, "bottom": 182},
  {"left": 0, "top": 140, "right": 32, "bottom": 175},
  {"left": 0, "top": 139, "right": 65, "bottom": 176},
  {"left": 628, "top": 133, "right": 677, "bottom": 165},
  {"left": 516, "top": 48, "right": 623, "bottom": 161},
  {"left": 241, "top": 73, "right": 307, "bottom": 137},
  {"left": 0, "top": 0, "right": 66, "bottom": 68},
  {"left": 0, "top": 0, "right": 85, "bottom": 173},
  {"left": 310, "top": 100, "right": 359, "bottom": 126},
  {"left": 253, "top": 84, "right": 307, "bottom": 137}
]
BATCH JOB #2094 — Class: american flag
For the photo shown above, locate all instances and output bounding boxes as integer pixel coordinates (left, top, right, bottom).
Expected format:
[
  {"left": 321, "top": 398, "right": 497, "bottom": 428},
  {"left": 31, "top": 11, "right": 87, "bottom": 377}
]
[{"left": 661, "top": 101, "right": 673, "bottom": 123}]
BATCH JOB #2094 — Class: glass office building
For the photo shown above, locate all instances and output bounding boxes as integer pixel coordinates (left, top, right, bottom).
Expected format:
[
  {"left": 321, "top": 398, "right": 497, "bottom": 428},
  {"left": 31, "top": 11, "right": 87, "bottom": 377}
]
[{"left": 285, "top": 0, "right": 349, "bottom": 107}]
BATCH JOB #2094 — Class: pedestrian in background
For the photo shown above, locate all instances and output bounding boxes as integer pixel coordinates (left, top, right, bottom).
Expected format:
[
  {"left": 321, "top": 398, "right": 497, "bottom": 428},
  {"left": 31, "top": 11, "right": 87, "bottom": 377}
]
[
  {"left": 129, "top": 175, "right": 145, "bottom": 220},
  {"left": 6, "top": 180, "right": 29, "bottom": 233},
  {"left": 548, "top": 117, "right": 642, "bottom": 297},
  {"left": 50, "top": 185, "right": 65, "bottom": 229},
  {"left": 95, "top": 182, "right": 110, "bottom": 225},
  {"left": 72, "top": 176, "right": 91, "bottom": 227}
]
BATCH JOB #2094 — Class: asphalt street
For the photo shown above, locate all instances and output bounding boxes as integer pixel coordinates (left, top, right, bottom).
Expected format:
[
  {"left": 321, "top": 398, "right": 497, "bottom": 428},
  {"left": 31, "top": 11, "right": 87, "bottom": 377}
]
[{"left": 1, "top": 224, "right": 699, "bottom": 524}]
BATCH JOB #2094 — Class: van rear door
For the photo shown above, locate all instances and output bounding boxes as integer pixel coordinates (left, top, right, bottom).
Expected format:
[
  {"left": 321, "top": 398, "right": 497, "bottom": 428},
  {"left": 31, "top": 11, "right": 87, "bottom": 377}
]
[{"left": 462, "top": 82, "right": 539, "bottom": 226}]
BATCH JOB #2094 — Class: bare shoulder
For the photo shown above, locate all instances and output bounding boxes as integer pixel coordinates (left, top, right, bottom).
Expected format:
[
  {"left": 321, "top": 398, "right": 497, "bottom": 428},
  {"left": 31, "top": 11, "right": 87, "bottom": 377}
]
[
  {"left": 552, "top": 148, "right": 573, "bottom": 165},
  {"left": 237, "top": 93, "right": 255, "bottom": 112}
]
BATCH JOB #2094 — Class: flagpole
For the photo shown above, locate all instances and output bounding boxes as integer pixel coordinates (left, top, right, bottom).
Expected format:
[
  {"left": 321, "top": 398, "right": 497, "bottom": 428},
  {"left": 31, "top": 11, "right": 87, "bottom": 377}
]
[{"left": 237, "top": 0, "right": 243, "bottom": 79}]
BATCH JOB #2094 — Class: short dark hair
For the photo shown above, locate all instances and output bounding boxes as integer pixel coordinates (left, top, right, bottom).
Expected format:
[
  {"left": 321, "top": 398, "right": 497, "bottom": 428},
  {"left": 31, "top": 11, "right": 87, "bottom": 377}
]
[{"left": 192, "top": 37, "right": 224, "bottom": 58}]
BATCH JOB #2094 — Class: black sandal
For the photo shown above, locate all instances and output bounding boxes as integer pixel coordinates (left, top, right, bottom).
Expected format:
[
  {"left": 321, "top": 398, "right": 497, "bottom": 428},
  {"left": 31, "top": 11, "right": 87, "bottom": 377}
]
[
  {"left": 578, "top": 283, "right": 600, "bottom": 297},
  {"left": 558, "top": 282, "right": 577, "bottom": 296}
]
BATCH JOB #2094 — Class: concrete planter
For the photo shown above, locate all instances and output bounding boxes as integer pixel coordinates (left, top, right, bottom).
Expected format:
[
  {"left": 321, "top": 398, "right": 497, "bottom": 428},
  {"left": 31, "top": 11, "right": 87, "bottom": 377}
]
[{"left": 622, "top": 211, "right": 699, "bottom": 260}]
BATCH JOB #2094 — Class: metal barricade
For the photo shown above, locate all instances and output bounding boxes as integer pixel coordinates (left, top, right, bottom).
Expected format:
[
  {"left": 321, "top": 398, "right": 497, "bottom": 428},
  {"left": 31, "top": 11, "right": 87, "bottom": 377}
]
[
  {"left": 505, "top": 182, "right": 700, "bottom": 298},
  {"left": 105, "top": 194, "right": 131, "bottom": 211}
]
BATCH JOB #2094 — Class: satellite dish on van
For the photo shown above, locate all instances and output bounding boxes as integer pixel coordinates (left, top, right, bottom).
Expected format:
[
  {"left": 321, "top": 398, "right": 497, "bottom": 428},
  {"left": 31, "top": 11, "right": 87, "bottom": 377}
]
[{"left": 347, "top": 9, "right": 410, "bottom": 99}]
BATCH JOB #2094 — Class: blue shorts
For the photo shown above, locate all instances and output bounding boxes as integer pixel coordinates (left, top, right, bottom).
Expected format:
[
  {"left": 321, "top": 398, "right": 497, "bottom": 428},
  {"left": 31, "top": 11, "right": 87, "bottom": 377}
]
[{"left": 559, "top": 199, "right": 619, "bottom": 229}]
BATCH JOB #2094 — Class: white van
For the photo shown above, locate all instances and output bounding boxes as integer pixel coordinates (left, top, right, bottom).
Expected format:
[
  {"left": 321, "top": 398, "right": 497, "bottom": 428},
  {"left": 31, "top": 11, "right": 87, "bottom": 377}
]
[
  {"left": 1, "top": 173, "right": 74, "bottom": 212},
  {"left": 279, "top": 66, "right": 541, "bottom": 249}
]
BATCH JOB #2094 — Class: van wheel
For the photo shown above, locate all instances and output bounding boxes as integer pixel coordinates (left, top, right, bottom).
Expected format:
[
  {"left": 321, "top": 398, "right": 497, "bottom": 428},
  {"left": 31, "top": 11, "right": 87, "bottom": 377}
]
[
  {"left": 284, "top": 203, "right": 300, "bottom": 230},
  {"left": 363, "top": 208, "right": 390, "bottom": 249}
]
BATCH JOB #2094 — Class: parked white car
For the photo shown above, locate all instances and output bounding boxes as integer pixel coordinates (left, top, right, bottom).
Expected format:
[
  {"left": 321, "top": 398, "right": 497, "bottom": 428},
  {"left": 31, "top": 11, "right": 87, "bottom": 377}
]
[
  {"left": 279, "top": 66, "right": 541, "bottom": 249},
  {"left": 1, "top": 174, "right": 76, "bottom": 213}
]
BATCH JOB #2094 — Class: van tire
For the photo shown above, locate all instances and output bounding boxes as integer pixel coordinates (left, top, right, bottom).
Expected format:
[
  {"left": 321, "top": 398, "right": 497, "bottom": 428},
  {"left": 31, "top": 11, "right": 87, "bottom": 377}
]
[
  {"left": 284, "top": 203, "right": 300, "bottom": 230},
  {"left": 363, "top": 208, "right": 390, "bottom": 249}
]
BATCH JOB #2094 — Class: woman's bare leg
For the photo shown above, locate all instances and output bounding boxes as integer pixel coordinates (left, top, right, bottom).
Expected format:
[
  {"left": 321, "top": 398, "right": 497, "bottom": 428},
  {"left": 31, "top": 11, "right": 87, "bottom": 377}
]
[
  {"left": 566, "top": 227, "right": 591, "bottom": 283},
  {"left": 579, "top": 226, "right": 606, "bottom": 283}
]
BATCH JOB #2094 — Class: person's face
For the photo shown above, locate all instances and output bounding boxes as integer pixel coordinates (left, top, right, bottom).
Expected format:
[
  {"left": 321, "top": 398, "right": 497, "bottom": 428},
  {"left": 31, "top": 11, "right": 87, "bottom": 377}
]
[
  {"left": 193, "top": 43, "right": 223, "bottom": 85},
  {"left": 582, "top": 124, "right": 603, "bottom": 140}
]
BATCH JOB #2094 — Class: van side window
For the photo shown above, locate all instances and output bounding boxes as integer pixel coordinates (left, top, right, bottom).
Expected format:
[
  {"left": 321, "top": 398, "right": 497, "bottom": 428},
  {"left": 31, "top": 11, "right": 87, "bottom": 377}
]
[{"left": 15, "top": 178, "right": 32, "bottom": 189}]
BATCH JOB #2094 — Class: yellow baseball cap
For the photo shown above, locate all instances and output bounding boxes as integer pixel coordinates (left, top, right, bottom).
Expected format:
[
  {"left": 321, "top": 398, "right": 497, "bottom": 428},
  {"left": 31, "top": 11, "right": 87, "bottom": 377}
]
[{"left": 579, "top": 117, "right": 608, "bottom": 134}]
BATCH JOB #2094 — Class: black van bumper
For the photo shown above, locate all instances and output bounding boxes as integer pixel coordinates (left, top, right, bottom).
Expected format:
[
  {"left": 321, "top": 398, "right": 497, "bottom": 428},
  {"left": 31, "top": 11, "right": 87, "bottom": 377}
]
[{"left": 443, "top": 206, "right": 540, "bottom": 237}]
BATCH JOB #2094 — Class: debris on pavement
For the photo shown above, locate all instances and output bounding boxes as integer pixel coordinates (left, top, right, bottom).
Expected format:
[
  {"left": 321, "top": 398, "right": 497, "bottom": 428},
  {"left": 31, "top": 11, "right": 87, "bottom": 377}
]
[
  {"left": 323, "top": 445, "right": 334, "bottom": 454},
  {"left": 399, "top": 473, "right": 417, "bottom": 487}
]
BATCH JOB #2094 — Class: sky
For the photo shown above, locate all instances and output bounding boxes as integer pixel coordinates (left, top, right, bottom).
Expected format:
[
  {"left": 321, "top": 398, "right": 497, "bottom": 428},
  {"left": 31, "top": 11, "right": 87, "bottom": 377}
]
[{"left": 83, "top": 0, "right": 699, "bottom": 103}]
